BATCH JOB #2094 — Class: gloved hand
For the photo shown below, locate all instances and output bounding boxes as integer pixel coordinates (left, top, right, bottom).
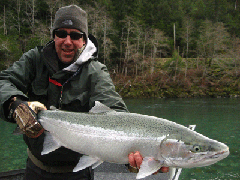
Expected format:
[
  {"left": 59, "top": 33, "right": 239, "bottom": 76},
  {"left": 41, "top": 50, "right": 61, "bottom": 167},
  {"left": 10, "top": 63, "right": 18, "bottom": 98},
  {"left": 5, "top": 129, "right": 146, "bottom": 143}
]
[{"left": 9, "top": 97, "right": 47, "bottom": 138}]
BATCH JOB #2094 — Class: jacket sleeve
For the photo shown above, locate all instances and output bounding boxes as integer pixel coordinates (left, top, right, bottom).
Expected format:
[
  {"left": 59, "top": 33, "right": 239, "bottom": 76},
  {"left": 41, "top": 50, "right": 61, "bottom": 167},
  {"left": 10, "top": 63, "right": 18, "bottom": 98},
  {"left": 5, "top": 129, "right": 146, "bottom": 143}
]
[
  {"left": 88, "top": 61, "right": 128, "bottom": 113},
  {"left": 0, "top": 48, "right": 38, "bottom": 121}
]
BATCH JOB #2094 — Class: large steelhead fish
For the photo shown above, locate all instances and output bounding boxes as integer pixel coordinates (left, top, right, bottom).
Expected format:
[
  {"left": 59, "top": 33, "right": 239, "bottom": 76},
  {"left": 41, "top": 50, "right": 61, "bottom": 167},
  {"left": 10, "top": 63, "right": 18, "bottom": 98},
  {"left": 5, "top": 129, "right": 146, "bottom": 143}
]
[{"left": 38, "top": 101, "right": 229, "bottom": 179}]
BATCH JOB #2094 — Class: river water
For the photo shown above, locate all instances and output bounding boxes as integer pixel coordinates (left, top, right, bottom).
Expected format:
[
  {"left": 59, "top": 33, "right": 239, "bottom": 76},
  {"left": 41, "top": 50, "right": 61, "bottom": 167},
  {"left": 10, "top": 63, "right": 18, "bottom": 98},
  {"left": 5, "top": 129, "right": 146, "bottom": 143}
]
[
  {"left": 124, "top": 98, "right": 239, "bottom": 180},
  {"left": 0, "top": 98, "right": 239, "bottom": 179}
]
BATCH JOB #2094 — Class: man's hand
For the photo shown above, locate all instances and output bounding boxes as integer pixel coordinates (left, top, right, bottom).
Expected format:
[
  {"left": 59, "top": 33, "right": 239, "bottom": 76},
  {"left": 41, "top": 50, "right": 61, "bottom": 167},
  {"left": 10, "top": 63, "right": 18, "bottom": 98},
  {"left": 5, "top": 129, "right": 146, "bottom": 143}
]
[
  {"left": 9, "top": 98, "right": 47, "bottom": 138},
  {"left": 128, "top": 151, "right": 142, "bottom": 169},
  {"left": 28, "top": 101, "right": 47, "bottom": 114},
  {"left": 128, "top": 151, "right": 169, "bottom": 174}
]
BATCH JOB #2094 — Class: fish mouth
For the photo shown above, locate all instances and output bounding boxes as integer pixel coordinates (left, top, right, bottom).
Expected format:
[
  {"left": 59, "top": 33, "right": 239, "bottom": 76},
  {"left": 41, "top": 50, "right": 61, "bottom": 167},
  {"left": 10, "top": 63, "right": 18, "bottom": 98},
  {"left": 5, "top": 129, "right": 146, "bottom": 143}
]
[
  {"left": 171, "top": 148, "right": 230, "bottom": 168},
  {"left": 192, "top": 148, "right": 230, "bottom": 167},
  {"left": 210, "top": 149, "right": 229, "bottom": 159}
]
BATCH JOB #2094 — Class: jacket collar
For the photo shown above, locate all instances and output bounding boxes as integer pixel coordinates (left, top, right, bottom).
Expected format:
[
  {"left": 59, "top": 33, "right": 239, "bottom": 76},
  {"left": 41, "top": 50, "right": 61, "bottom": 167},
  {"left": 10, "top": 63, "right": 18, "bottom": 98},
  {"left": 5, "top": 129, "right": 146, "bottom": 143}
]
[
  {"left": 42, "top": 41, "right": 59, "bottom": 74},
  {"left": 63, "top": 35, "right": 97, "bottom": 72}
]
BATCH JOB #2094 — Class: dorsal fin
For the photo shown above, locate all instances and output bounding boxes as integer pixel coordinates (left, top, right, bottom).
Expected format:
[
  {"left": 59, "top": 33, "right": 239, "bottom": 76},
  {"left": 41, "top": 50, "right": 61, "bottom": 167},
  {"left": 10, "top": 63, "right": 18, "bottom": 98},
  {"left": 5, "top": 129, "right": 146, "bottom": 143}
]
[{"left": 89, "top": 101, "right": 116, "bottom": 114}]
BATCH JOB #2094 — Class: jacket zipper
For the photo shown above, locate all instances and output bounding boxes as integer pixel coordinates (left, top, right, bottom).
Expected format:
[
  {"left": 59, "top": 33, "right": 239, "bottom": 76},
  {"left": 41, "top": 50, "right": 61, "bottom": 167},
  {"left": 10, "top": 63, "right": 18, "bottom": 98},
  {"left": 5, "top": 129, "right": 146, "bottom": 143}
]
[{"left": 49, "top": 66, "right": 83, "bottom": 109}]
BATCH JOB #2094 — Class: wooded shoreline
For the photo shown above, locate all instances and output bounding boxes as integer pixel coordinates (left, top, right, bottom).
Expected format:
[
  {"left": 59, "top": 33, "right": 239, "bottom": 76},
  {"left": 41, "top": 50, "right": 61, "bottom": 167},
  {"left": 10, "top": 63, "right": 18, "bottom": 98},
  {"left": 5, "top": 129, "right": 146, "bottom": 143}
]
[
  {"left": 112, "top": 68, "right": 240, "bottom": 98},
  {"left": 1, "top": 0, "right": 240, "bottom": 99}
]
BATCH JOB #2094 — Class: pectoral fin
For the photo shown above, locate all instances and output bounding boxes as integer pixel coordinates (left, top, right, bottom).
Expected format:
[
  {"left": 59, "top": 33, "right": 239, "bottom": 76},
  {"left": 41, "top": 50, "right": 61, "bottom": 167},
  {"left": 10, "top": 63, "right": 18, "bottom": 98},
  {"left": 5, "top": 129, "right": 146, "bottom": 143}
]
[
  {"left": 41, "top": 131, "right": 61, "bottom": 155},
  {"left": 12, "top": 126, "right": 24, "bottom": 135},
  {"left": 73, "top": 155, "right": 103, "bottom": 172},
  {"left": 136, "top": 157, "right": 162, "bottom": 179}
]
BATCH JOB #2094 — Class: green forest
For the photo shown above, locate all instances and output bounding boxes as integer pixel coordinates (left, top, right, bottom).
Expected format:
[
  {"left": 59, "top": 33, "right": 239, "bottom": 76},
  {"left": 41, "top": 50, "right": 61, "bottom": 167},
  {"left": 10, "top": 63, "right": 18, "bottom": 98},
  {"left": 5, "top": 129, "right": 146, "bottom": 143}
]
[{"left": 1, "top": 0, "right": 240, "bottom": 98}]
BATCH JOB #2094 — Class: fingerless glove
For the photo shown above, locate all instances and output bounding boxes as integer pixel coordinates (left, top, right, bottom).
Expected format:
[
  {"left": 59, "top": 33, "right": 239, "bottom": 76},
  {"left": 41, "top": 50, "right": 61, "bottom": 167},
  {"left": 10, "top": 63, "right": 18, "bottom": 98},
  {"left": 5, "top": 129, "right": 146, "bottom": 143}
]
[{"left": 8, "top": 97, "right": 44, "bottom": 138}]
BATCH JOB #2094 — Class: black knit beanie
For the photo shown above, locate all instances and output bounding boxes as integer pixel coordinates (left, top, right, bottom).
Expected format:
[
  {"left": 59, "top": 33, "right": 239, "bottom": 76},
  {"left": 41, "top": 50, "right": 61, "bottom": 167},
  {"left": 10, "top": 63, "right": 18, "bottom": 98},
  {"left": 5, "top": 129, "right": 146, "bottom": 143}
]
[{"left": 52, "top": 5, "right": 88, "bottom": 40}]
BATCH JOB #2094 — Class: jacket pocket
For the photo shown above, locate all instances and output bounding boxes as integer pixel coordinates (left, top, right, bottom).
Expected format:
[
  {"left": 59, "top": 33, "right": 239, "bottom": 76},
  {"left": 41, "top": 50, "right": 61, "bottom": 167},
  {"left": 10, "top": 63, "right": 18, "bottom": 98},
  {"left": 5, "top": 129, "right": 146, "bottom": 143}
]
[{"left": 28, "top": 77, "right": 48, "bottom": 104}]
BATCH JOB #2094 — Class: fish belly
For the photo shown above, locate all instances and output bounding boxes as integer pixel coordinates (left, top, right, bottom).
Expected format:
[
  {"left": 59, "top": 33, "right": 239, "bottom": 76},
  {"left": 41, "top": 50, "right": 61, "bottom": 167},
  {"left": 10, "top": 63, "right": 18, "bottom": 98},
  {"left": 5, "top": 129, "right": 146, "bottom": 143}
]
[{"left": 41, "top": 118, "right": 160, "bottom": 164}]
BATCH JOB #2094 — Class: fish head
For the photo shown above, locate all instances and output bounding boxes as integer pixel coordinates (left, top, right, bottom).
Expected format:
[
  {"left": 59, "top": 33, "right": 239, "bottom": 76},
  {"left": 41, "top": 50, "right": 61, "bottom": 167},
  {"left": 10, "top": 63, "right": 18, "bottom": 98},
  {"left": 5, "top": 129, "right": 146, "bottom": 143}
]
[{"left": 158, "top": 133, "right": 229, "bottom": 168}]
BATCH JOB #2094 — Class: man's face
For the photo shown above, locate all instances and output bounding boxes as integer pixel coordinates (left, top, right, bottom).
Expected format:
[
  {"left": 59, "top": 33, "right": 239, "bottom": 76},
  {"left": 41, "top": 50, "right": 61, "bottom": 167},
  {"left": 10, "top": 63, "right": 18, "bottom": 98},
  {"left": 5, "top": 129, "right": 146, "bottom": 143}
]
[{"left": 54, "top": 28, "right": 86, "bottom": 64}]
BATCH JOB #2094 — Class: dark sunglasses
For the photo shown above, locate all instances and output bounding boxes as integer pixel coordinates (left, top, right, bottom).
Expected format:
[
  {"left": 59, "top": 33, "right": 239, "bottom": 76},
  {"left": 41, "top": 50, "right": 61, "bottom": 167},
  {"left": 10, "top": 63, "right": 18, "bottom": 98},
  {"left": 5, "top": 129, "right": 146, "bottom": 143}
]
[{"left": 55, "top": 30, "right": 84, "bottom": 40}]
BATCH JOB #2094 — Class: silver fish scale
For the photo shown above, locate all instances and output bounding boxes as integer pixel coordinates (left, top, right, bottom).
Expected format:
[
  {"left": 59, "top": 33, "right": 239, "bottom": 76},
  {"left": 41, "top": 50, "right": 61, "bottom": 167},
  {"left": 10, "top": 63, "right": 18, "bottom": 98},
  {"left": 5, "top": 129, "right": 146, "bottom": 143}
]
[{"left": 38, "top": 110, "right": 199, "bottom": 142}]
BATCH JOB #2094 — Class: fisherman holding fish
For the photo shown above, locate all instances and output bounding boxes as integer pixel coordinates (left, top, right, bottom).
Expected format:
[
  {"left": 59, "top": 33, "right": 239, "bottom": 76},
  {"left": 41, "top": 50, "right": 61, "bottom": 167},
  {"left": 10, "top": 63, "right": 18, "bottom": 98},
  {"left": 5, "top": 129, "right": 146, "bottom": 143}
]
[{"left": 0, "top": 4, "right": 168, "bottom": 180}]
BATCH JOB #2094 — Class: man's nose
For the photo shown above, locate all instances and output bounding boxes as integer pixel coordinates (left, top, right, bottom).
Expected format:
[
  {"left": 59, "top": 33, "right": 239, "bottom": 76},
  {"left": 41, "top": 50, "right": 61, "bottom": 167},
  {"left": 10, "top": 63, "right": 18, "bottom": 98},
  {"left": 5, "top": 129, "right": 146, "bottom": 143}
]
[{"left": 63, "top": 35, "right": 72, "bottom": 45}]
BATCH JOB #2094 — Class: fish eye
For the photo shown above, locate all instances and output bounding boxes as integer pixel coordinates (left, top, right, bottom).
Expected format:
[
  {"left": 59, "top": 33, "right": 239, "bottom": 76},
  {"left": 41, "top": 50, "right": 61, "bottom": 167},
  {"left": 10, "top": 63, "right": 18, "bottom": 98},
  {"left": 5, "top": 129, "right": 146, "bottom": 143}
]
[{"left": 192, "top": 145, "right": 201, "bottom": 152}]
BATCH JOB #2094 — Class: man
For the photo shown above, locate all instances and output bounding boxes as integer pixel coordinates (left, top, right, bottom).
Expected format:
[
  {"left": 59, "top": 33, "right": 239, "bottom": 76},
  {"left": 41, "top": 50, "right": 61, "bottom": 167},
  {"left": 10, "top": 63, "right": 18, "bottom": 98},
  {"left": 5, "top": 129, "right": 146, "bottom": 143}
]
[{"left": 0, "top": 5, "right": 168, "bottom": 179}]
